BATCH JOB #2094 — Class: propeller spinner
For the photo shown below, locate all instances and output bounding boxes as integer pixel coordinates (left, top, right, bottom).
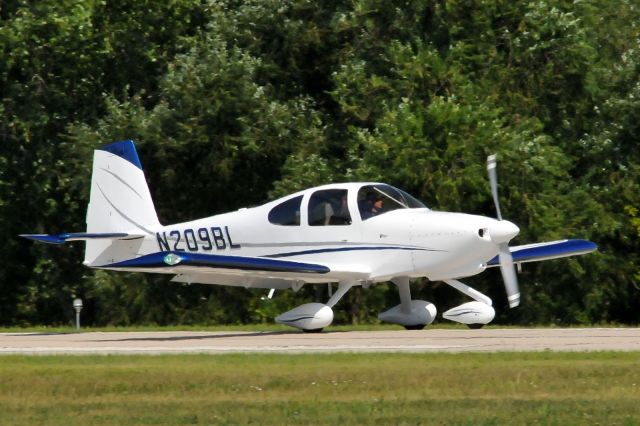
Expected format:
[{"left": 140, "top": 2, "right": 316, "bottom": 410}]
[{"left": 487, "top": 155, "right": 520, "bottom": 308}]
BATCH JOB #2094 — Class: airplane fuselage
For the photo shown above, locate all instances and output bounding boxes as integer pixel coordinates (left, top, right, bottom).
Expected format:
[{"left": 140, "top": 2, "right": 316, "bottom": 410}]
[{"left": 96, "top": 182, "right": 513, "bottom": 286}]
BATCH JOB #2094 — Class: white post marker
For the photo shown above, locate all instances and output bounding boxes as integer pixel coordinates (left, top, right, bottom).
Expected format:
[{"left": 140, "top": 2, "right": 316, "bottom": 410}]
[{"left": 73, "top": 298, "right": 83, "bottom": 330}]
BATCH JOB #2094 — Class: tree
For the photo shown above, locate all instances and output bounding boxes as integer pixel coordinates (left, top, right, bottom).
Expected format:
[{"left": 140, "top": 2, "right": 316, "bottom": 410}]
[{"left": 2, "top": 0, "right": 639, "bottom": 326}]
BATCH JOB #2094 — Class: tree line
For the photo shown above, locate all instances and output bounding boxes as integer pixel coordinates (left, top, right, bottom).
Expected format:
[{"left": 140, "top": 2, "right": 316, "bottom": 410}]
[{"left": 1, "top": 0, "right": 638, "bottom": 326}]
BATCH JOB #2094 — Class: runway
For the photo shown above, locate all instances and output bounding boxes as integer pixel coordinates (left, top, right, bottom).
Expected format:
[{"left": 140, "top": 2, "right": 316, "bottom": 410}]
[{"left": 0, "top": 328, "right": 638, "bottom": 354}]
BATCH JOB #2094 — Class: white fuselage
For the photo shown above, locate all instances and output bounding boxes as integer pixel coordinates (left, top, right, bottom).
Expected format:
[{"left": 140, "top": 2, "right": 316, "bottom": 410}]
[{"left": 105, "top": 183, "right": 507, "bottom": 284}]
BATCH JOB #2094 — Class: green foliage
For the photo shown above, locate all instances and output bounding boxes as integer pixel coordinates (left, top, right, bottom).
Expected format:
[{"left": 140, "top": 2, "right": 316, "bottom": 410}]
[
  {"left": 0, "top": 0, "right": 213, "bottom": 325},
  {"left": 2, "top": 0, "right": 639, "bottom": 326}
]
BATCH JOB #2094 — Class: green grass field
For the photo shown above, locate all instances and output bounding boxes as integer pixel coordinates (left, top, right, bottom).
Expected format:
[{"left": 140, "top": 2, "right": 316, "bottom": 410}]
[{"left": 0, "top": 352, "right": 638, "bottom": 425}]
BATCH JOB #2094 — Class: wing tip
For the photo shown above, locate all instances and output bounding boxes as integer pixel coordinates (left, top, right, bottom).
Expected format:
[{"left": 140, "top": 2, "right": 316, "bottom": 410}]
[{"left": 20, "top": 234, "right": 65, "bottom": 244}]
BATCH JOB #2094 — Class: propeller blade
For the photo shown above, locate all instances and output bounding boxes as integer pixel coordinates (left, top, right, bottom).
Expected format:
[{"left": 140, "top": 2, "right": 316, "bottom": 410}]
[
  {"left": 487, "top": 155, "right": 520, "bottom": 307},
  {"left": 498, "top": 243, "right": 520, "bottom": 308},
  {"left": 487, "top": 154, "right": 502, "bottom": 221}
]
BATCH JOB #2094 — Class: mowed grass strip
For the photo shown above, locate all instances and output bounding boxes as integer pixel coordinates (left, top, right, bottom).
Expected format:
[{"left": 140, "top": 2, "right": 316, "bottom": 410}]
[{"left": 0, "top": 352, "right": 638, "bottom": 425}]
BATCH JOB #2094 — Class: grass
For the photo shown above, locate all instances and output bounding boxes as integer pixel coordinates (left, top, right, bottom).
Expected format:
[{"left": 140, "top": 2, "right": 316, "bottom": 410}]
[{"left": 0, "top": 352, "right": 638, "bottom": 425}]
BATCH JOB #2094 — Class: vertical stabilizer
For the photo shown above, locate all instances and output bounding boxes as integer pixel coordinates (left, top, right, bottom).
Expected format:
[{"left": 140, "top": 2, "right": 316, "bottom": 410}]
[{"left": 85, "top": 140, "right": 160, "bottom": 264}]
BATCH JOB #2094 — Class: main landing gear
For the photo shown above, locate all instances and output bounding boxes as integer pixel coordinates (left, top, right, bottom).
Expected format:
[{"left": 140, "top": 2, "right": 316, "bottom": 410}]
[
  {"left": 377, "top": 277, "right": 437, "bottom": 329},
  {"left": 275, "top": 281, "right": 354, "bottom": 332}
]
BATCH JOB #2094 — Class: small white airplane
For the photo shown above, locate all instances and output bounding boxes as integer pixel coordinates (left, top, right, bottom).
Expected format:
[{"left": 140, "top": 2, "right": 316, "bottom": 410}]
[{"left": 22, "top": 140, "right": 597, "bottom": 331}]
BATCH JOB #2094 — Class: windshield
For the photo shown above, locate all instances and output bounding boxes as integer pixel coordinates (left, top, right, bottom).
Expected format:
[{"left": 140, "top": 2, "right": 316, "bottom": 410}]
[{"left": 357, "top": 184, "right": 426, "bottom": 220}]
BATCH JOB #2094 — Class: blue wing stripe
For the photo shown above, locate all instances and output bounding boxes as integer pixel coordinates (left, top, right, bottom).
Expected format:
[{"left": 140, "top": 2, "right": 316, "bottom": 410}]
[
  {"left": 104, "top": 251, "right": 330, "bottom": 274},
  {"left": 487, "top": 239, "right": 597, "bottom": 266}
]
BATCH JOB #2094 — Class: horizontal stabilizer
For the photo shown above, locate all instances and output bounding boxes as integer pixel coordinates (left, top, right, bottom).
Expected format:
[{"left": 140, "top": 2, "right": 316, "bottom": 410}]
[
  {"left": 487, "top": 239, "right": 597, "bottom": 266},
  {"left": 20, "top": 232, "right": 144, "bottom": 245},
  {"left": 103, "top": 251, "right": 331, "bottom": 274}
]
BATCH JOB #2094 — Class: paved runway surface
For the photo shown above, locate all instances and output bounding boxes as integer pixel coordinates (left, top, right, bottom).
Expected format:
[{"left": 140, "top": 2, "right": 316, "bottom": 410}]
[{"left": 1, "top": 328, "right": 638, "bottom": 354}]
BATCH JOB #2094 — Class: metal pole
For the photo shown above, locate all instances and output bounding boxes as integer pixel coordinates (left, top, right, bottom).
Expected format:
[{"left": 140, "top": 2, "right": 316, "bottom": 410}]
[{"left": 73, "top": 298, "right": 83, "bottom": 331}]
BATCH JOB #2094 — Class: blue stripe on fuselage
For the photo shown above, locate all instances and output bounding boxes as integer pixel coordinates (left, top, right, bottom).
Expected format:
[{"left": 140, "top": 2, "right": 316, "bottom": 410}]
[{"left": 265, "top": 246, "right": 440, "bottom": 258}]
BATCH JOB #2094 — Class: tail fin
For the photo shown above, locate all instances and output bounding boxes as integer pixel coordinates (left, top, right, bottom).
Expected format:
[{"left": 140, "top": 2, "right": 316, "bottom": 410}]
[
  {"left": 84, "top": 140, "right": 160, "bottom": 264},
  {"left": 87, "top": 140, "right": 160, "bottom": 233}
]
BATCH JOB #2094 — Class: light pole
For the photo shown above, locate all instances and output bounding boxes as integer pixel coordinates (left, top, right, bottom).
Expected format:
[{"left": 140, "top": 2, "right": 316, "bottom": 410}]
[{"left": 73, "top": 298, "right": 83, "bottom": 330}]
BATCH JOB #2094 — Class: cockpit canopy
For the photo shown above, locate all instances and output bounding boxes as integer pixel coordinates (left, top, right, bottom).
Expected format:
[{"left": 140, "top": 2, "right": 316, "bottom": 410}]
[
  {"left": 268, "top": 183, "right": 426, "bottom": 226},
  {"left": 357, "top": 184, "right": 425, "bottom": 220}
]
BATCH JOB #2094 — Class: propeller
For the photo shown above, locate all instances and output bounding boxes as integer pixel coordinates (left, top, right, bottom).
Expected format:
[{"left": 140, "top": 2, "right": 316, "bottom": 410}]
[{"left": 487, "top": 155, "right": 520, "bottom": 308}]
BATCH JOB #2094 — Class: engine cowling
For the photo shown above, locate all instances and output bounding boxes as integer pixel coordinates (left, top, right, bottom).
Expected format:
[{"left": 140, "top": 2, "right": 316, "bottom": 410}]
[
  {"left": 378, "top": 300, "right": 437, "bottom": 327},
  {"left": 442, "top": 301, "right": 495, "bottom": 325},
  {"left": 275, "top": 303, "right": 334, "bottom": 331}
]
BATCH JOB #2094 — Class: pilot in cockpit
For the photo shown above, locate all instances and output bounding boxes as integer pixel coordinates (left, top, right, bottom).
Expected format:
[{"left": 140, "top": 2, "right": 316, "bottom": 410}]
[
  {"left": 371, "top": 196, "right": 383, "bottom": 216},
  {"left": 360, "top": 194, "right": 383, "bottom": 219}
]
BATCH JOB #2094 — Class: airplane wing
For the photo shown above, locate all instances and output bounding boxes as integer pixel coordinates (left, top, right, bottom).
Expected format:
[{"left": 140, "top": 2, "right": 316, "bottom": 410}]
[
  {"left": 100, "top": 251, "right": 371, "bottom": 289},
  {"left": 486, "top": 239, "right": 597, "bottom": 267}
]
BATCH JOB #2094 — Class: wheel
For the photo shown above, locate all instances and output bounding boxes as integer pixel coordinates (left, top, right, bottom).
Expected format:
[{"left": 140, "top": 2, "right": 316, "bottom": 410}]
[
  {"left": 404, "top": 324, "right": 426, "bottom": 330},
  {"left": 302, "top": 328, "right": 324, "bottom": 333},
  {"left": 467, "top": 323, "right": 484, "bottom": 329}
]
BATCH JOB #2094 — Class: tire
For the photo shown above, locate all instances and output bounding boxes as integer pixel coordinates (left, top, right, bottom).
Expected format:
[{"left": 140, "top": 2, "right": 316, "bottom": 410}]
[{"left": 404, "top": 324, "right": 426, "bottom": 330}]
